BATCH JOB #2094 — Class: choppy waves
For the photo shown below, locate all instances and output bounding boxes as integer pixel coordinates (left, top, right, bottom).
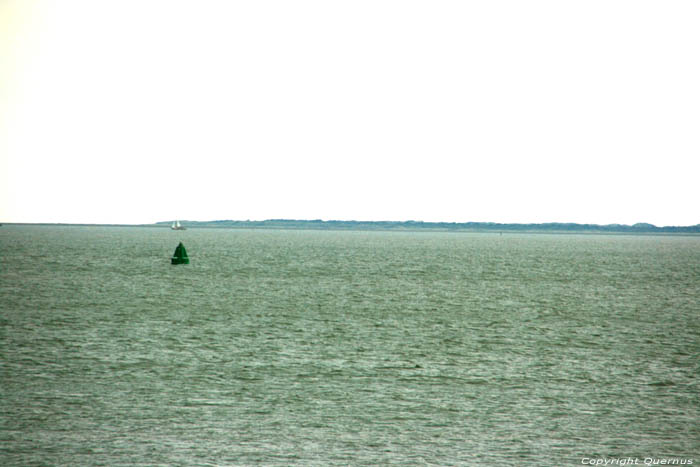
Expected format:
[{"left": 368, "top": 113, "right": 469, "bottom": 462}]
[{"left": 1, "top": 226, "right": 698, "bottom": 465}]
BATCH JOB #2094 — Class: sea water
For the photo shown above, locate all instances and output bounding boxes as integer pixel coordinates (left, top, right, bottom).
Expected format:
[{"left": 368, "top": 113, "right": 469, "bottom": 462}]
[{"left": 1, "top": 225, "right": 698, "bottom": 466}]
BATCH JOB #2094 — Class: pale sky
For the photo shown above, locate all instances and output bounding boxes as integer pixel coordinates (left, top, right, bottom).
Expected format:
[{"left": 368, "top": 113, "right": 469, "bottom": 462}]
[{"left": 1, "top": 1, "right": 698, "bottom": 226}]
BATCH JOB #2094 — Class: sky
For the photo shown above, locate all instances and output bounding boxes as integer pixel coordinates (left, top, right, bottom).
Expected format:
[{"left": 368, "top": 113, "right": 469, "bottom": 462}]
[{"left": 1, "top": 1, "right": 698, "bottom": 226}]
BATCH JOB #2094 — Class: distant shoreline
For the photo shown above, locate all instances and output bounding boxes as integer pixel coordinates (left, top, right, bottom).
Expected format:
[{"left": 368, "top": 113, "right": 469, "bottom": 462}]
[{"left": 4, "top": 220, "right": 699, "bottom": 234}]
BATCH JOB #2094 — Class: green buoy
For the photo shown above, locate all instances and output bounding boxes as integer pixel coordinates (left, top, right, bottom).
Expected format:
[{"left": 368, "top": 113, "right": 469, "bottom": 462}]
[{"left": 171, "top": 242, "right": 189, "bottom": 265}]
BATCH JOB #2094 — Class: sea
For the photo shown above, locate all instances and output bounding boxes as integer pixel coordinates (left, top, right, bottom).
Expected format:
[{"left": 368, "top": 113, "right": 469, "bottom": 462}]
[{"left": 1, "top": 225, "right": 698, "bottom": 466}]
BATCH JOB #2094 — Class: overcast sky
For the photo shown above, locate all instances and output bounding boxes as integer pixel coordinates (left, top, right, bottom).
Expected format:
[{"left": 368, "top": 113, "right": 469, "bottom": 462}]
[{"left": 1, "top": 1, "right": 698, "bottom": 226}]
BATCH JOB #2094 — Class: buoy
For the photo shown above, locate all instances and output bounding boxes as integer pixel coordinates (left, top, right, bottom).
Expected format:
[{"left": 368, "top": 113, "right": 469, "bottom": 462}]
[{"left": 171, "top": 242, "right": 189, "bottom": 265}]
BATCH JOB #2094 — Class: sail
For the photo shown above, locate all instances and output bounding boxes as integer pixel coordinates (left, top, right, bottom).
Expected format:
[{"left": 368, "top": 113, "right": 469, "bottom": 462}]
[{"left": 171, "top": 242, "right": 189, "bottom": 265}]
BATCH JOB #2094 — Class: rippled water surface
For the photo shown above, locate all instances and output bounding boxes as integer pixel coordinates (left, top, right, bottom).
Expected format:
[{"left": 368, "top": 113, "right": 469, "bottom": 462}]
[{"left": 1, "top": 226, "right": 698, "bottom": 466}]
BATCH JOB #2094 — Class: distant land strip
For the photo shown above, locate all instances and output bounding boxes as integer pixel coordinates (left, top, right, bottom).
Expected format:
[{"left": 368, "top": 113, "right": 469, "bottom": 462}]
[{"left": 153, "top": 219, "right": 700, "bottom": 234}]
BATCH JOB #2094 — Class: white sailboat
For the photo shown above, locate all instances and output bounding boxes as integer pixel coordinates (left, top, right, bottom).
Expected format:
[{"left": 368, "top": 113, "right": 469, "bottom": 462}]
[{"left": 171, "top": 220, "right": 186, "bottom": 230}]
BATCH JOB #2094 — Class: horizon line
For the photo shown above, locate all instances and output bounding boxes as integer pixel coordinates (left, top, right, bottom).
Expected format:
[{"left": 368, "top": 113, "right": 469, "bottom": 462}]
[
  {"left": 155, "top": 218, "right": 700, "bottom": 228},
  {"left": 6, "top": 218, "right": 697, "bottom": 228},
  {"left": 2, "top": 218, "right": 699, "bottom": 228}
]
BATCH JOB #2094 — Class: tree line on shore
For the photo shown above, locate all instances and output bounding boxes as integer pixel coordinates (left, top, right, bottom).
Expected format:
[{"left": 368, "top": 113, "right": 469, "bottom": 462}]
[{"left": 156, "top": 219, "right": 700, "bottom": 233}]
